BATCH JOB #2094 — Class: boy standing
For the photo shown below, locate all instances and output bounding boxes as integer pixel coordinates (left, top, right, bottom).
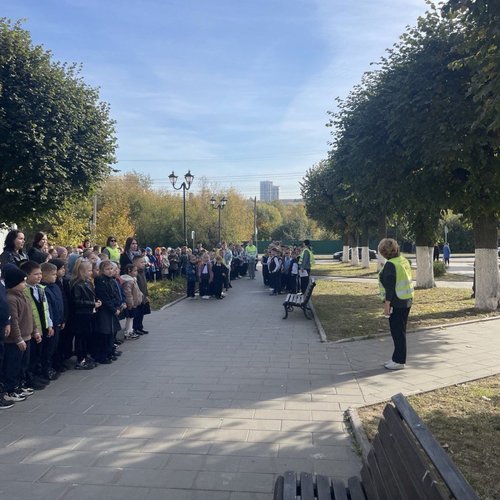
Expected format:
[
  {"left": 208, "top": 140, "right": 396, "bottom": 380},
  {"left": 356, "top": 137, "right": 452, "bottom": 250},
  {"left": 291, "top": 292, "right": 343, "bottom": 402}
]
[
  {"left": 41, "top": 262, "right": 64, "bottom": 380},
  {"left": 3, "top": 265, "right": 41, "bottom": 402},
  {"left": 20, "top": 261, "right": 53, "bottom": 388}
]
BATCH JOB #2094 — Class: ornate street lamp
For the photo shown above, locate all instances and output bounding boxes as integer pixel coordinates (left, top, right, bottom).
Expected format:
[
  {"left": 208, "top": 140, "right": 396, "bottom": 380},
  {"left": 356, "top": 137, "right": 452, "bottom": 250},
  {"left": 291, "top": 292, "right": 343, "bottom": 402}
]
[
  {"left": 169, "top": 170, "right": 194, "bottom": 245},
  {"left": 210, "top": 195, "right": 227, "bottom": 244}
]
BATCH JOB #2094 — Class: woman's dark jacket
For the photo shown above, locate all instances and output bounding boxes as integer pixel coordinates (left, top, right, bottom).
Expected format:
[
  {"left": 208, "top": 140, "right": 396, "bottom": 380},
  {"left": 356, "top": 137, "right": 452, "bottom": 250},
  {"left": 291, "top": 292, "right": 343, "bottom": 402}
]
[
  {"left": 28, "top": 246, "right": 48, "bottom": 264},
  {"left": 0, "top": 249, "right": 28, "bottom": 271}
]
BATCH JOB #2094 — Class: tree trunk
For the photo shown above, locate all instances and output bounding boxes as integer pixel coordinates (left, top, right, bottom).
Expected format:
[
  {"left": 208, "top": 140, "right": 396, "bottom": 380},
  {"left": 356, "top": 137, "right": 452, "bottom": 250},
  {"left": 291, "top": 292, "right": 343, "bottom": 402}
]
[
  {"left": 360, "top": 224, "right": 370, "bottom": 268},
  {"left": 342, "top": 231, "right": 349, "bottom": 263},
  {"left": 349, "top": 232, "right": 359, "bottom": 266},
  {"left": 376, "top": 213, "right": 387, "bottom": 271},
  {"left": 473, "top": 214, "right": 499, "bottom": 311}
]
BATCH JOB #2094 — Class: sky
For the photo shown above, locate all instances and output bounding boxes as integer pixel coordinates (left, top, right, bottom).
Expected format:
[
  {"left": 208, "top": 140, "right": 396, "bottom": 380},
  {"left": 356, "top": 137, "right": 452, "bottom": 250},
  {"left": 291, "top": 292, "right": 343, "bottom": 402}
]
[{"left": 2, "top": 0, "right": 429, "bottom": 199}]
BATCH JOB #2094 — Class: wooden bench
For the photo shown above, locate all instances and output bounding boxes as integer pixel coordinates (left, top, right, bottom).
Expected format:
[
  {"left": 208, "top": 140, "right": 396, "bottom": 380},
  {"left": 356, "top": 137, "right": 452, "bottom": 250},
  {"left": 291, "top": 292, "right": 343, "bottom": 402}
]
[
  {"left": 282, "top": 279, "right": 316, "bottom": 320},
  {"left": 273, "top": 393, "right": 478, "bottom": 500}
]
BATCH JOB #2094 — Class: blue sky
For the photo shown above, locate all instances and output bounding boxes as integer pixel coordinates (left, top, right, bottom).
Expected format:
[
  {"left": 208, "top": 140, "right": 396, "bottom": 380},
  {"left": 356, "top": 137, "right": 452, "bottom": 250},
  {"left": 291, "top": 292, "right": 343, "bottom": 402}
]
[{"left": 3, "top": 0, "right": 428, "bottom": 199}]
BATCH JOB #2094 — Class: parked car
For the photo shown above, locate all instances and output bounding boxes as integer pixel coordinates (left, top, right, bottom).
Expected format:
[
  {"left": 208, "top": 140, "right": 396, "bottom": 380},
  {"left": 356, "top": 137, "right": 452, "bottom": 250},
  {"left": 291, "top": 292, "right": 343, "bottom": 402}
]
[{"left": 333, "top": 247, "right": 378, "bottom": 260}]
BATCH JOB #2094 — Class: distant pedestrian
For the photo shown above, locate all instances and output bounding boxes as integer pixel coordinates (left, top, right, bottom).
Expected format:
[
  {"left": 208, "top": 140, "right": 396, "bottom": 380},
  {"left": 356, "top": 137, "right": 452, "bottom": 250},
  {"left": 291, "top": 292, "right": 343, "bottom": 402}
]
[
  {"left": 443, "top": 243, "right": 451, "bottom": 267},
  {"left": 433, "top": 245, "right": 440, "bottom": 262},
  {"left": 378, "top": 238, "right": 414, "bottom": 371}
]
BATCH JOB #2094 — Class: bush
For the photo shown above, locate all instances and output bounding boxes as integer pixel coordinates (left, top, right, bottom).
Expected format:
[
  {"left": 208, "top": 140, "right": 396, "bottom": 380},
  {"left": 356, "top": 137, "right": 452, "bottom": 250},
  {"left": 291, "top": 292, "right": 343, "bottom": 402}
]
[{"left": 433, "top": 260, "right": 446, "bottom": 277}]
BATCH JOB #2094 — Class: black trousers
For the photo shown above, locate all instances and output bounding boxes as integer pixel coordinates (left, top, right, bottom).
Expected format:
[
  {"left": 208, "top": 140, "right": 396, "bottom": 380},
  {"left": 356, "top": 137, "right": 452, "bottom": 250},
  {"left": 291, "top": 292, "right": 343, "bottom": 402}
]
[
  {"left": 74, "top": 313, "right": 93, "bottom": 362},
  {"left": 389, "top": 307, "right": 411, "bottom": 364},
  {"left": 41, "top": 327, "right": 59, "bottom": 374},
  {"left": 187, "top": 280, "right": 196, "bottom": 297},
  {"left": 3, "top": 341, "right": 30, "bottom": 392},
  {"left": 132, "top": 305, "right": 145, "bottom": 331},
  {"left": 300, "top": 274, "right": 310, "bottom": 294}
]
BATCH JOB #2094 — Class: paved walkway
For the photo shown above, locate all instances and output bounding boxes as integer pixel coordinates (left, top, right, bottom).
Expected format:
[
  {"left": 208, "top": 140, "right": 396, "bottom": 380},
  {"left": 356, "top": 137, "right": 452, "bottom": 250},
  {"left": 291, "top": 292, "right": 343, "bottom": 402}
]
[{"left": 0, "top": 275, "right": 499, "bottom": 499}]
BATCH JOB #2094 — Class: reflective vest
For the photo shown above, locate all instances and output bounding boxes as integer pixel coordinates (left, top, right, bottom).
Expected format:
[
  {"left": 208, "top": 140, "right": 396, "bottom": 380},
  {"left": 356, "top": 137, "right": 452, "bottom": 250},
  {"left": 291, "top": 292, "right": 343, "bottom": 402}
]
[
  {"left": 105, "top": 246, "right": 121, "bottom": 263},
  {"left": 299, "top": 247, "right": 315, "bottom": 268},
  {"left": 245, "top": 245, "right": 257, "bottom": 259},
  {"left": 379, "top": 256, "right": 414, "bottom": 301}
]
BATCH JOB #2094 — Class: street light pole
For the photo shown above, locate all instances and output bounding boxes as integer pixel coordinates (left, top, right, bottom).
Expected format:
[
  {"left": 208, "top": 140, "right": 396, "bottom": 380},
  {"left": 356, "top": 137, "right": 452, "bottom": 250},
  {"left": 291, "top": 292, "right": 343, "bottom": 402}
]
[
  {"left": 210, "top": 196, "right": 227, "bottom": 244},
  {"left": 169, "top": 170, "right": 194, "bottom": 246}
]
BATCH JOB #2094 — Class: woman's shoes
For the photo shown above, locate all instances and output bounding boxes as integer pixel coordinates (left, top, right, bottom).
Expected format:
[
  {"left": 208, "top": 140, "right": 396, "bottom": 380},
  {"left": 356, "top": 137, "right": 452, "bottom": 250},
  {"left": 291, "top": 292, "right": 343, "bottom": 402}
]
[{"left": 384, "top": 361, "right": 405, "bottom": 370}]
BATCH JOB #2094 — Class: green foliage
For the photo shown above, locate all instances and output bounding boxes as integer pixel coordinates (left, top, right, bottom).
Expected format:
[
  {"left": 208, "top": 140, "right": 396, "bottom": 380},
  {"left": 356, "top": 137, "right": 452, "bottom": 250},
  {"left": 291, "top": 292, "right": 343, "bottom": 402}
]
[
  {"left": 0, "top": 19, "right": 116, "bottom": 225},
  {"left": 433, "top": 260, "right": 447, "bottom": 277},
  {"left": 148, "top": 278, "right": 186, "bottom": 310}
]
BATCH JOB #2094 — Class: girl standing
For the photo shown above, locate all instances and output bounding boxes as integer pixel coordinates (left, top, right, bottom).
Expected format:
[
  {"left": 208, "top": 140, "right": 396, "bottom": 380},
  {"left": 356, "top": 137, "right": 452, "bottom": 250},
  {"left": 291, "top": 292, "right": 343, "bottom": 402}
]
[
  {"left": 94, "top": 261, "right": 122, "bottom": 364},
  {"left": 70, "top": 261, "right": 101, "bottom": 370}
]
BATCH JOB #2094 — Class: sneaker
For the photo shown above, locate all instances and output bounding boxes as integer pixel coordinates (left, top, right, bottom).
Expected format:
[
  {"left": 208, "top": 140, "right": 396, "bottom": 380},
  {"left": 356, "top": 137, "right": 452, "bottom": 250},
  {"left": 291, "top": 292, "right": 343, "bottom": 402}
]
[
  {"left": 75, "top": 360, "right": 94, "bottom": 370},
  {"left": 4, "top": 391, "right": 26, "bottom": 402},
  {"left": 0, "top": 396, "right": 15, "bottom": 409},
  {"left": 20, "top": 386, "right": 34, "bottom": 395},
  {"left": 384, "top": 361, "right": 405, "bottom": 370},
  {"left": 17, "top": 387, "right": 34, "bottom": 397},
  {"left": 128, "top": 332, "right": 140, "bottom": 339}
]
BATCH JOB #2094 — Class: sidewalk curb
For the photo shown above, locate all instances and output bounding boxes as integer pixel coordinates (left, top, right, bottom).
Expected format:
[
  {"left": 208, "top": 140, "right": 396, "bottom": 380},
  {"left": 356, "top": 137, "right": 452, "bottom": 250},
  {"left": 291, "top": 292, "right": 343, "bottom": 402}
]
[
  {"left": 346, "top": 408, "right": 371, "bottom": 462},
  {"left": 159, "top": 295, "right": 186, "bottom": 311},
  {"left": 309, "top": 301, "right": 327, "bottom": 342}
]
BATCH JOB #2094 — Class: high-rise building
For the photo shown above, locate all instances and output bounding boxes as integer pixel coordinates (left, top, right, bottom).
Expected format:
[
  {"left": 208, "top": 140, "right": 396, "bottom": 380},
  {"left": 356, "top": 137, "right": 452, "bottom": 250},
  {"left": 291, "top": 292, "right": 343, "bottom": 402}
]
[{"left": 260, "top": 180, "right": 279, "bottom": 201}]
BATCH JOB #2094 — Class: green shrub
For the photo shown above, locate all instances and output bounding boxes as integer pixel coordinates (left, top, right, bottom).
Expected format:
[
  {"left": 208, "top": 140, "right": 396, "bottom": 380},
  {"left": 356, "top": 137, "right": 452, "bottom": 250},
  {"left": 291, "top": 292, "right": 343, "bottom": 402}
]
[{"left": 433, "top": 260, "right": 446, "bottom": 277}]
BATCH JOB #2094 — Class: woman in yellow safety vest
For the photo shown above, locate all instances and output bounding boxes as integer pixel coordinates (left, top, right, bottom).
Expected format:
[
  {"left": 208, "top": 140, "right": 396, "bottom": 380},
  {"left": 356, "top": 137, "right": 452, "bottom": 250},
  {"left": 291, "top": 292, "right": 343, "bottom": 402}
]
[
  {"left": 378, "top": 238, "right": 414, "bottom": 371},
  {"left": 103, "top": 236, "right": 121, "bottom": 264}
]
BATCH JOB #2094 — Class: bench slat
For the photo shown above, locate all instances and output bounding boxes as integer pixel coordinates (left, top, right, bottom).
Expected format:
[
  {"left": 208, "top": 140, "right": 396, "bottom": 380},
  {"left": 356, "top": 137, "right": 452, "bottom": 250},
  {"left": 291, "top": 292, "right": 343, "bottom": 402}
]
[
  {"left": 283, "top": 471, "right": 296, "bottom": 499},
  {"left": 300, "top": 471, "right": 315, "bottom": 500},
  {"left": 372, "top": 433, "right": 406, "bottom": 499},
  {"left": 347, "top": 476, "right": 366, "bottom": 500},
  {"left": 331, "top": 478, "right": 348, "bottom": 500},
  {"left": 366, "top": 448, "right": 390, "bottom": 499},
  {"left": 392, "top": 393, "right": 479, "bottom": 500},
  {"left": 360, "top": 463, "right": 380, "bottom": 500},
  {"left": 381, "top": 407, "right": 443, "bottom": 499},
  {"left": 316, "top": 474, "right": 332, "bottom": 500}
]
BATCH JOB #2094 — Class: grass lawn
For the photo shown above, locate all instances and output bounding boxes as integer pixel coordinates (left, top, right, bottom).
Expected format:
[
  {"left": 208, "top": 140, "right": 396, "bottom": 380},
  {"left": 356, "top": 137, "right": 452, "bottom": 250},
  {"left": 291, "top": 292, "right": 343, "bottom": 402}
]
[
  {"left": 148, "top": 278, "right": 186, "bottom": 310},
  {"left": 357, "top": 375, "right": 500, "bottom": 499},
  {"left": 312, "top": 281, "right": 497, "bottom": 341}
]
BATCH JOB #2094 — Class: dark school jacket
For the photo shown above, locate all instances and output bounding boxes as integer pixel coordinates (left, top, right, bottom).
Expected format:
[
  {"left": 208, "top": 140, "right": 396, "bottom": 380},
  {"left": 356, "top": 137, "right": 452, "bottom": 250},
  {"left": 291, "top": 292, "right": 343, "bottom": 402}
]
[
  {"left": 94, "top": 275, "right": 121, "bottom": 335},
  {"left": 70, "top": 280, "right": 96, "bottom": 315},
  {"left": 42, "top": 282, "right": 65, "bottom": 328}
]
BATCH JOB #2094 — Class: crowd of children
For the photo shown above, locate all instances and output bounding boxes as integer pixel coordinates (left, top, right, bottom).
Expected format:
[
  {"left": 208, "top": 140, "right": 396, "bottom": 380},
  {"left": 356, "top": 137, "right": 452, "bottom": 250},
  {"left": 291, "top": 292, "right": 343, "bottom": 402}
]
[
  {"left": 0, "top": 230, "right": 314, "bottom": 410},
  {"left": 0, "top": 230, "right": 151, "bottom": 409}
]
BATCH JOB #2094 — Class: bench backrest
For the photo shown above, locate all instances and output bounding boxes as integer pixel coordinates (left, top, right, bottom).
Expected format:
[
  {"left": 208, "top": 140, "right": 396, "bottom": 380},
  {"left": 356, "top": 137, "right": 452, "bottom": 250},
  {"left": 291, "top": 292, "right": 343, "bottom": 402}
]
[
  {"left": 302, "top": 279, "right": 316, "bottom": 304},
  {"left": 360, "top": 393, "right": 478, "bottom": 500}
]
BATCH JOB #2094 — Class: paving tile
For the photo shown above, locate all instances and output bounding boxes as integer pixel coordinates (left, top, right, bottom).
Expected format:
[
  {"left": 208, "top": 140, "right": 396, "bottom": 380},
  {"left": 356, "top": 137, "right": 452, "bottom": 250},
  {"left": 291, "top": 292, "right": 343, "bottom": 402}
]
[
  {"left": 38, "top": 465, "right": 121, "bottom": 484},
  {"left": 194, "top": 471, "right": 274, "bottom": 493},
  {"left": 62, "top": 484, "right": 149, "bottom": 500},
  {"left": 0, "top": 480, "right": 68, "bottom": 500},
  {"left": 116, "top": 467, "right": 197, "bottom": 488}
]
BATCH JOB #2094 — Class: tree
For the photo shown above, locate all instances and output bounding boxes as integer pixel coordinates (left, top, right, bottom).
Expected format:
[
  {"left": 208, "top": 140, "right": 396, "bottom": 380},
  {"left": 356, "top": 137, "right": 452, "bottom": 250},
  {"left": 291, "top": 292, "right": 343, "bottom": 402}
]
[{"left": 0, "top": 19, "right": 116, "bottom": 225}]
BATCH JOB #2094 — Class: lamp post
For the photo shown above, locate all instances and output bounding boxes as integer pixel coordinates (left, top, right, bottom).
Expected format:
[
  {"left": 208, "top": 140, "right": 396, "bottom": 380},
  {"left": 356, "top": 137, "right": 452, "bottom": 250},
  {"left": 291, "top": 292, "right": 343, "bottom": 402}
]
[
  {"left": 210, "top": 195, "right": 227, "bottom": 244},
  {"left": 169, "top": 170, "right": 194, "bottom": 246}
]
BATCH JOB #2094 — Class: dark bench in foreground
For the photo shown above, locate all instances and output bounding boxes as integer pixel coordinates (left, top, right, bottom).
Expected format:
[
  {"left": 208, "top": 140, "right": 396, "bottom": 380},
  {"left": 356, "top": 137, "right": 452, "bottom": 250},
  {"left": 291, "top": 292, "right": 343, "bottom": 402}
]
[
  {"left": 282, "top": 279, "right": 316, "bottom": 319},
  {"left": 274, "top": 393, "right": 478, "bottom": 500}
]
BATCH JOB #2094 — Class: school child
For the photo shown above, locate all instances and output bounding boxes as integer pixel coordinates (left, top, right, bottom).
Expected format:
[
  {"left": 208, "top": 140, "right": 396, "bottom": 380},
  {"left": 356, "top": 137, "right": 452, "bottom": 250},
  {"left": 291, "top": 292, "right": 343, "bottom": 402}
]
[
  {"left": 20, "top": 260, "right": 54, "bottom": 386},
  {"left": 212, "top": 255, "right": 228, "bottom": 300},
  {"left": 185, "top": 254, "right": 198, "bottom": 299},
  {"left": 3, "top": 265, "right": 41, "bottom": 402},
  {"left": 40, "top": 262, "right": 64, "bottom": 380},
  {"left": 52, "top": 258, "right": 72, "bottom": 369},
  {"left": 160, "top": 247, "right": 170, "bottom": 280},
  {"left": 197, "top": 253, "right": 213, "bottom": 299},
  {"left": 267, "top": 247, "right": 282, "bottom": 296},
  {"left": 289, "top": 250, "right": 299, "bottom": 294},
  {"left": 94, "top": 261, "right": 122, "bottom": 363},
  {"left": 281, "top": 247, "right": 292, "bottom": 291},
  {"left": 132, "top": 255, "right": 150, "bottom": 334},
  {"left": 120, "top": 264, "right": 142, "bottom": 339},
  {"left": 261, "top": 249, "right": 270, "bottom": 287},
  {"left": 0, "top": 277, "right": 14, "bottom": 408},
  {"left": 70, "top": 260, "right": 101, "bottom": 369}
]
